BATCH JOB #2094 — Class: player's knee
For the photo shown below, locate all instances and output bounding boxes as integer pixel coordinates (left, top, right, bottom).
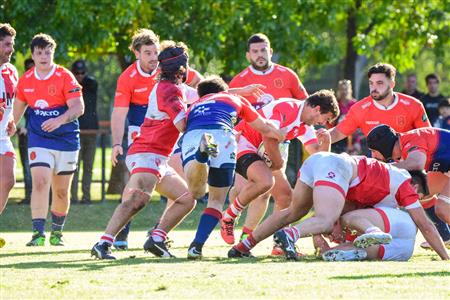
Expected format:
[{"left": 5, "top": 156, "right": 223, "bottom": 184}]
[
  {"left": 1, "top": 175, "right": 15, "bottom": 191},
  {"left": 54, "top": 188, "right": 69, "bottom": 200},
  {"left": 340, "top": 212, "right": 354, "bottom": 228},
  {"left": 320, "top": 220, "right": 335, "bottom": 233},
  {"left": 256, "top": 175, "right": 275, "bottom": 194},
  {"left": 190, "top": 186, "right": 206, "bottom": 200},
  {"left": 33, "top": 176, "right": 50, "bottom": 192},
  {"left": 435, "top": 205, "right": 450, "bottom": 224},
  {"left": 122, "top": 197, "right": 146, "bottom": 213}
]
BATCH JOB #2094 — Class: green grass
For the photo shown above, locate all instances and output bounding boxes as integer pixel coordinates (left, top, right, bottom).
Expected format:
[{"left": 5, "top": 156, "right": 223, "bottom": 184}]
[{"left": 1, "top": 201, "right": 449, "bottom": 299}]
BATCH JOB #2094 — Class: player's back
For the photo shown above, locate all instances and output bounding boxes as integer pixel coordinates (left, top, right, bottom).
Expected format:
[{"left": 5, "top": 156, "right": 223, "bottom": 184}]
[{"left": 129, "top": 81, "right": 185, "bottom": 157}]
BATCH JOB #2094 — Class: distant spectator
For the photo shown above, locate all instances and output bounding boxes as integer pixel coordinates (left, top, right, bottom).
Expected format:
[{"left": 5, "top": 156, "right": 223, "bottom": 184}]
[
  {"left": 331, "top": 79, "right": 363, "bottom": 154},
  {"left": 17, "top": 58, "right": 34, "bottom": 205},
  {"left": 401, "top": 73, "right": 424, "bottom": 100},
  {"left": 422, "top": 73, "right": 446, "bottom": 125},
  {"left": 433, "top": 98, "right": 450, "bottom": 130},
  {"left": 70, "top": 59, "right": 99, "bottom": 205}
]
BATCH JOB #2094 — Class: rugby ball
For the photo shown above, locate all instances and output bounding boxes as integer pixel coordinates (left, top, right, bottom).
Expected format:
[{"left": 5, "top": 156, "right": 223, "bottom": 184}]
[{"left": 257, "top": 141, "right": 290, "bottom": 167}]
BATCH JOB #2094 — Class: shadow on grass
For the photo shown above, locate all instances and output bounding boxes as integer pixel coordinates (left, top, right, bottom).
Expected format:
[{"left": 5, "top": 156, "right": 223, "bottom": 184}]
[{"left": 330, "top": 271, "right": 450, "bottom": 280}]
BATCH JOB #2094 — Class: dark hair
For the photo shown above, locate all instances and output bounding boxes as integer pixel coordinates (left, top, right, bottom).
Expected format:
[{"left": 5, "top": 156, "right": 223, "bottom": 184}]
[
  {"left": 305, "top": 89, "right": 340, "bottom": 121},
  {"left": 197, "top": 75, "right": 228, "bottom": 97},
  {"left": 438, "top": 98, "right": 450, "bottom": 110},
  {"left": 367, "top": 63, "right": 396, "bottom": 80},
  {"left": 24, "top": 58, "right": 34, "bottom": 70},
  {"left": 130, "top": 28, "right": 159, "bottom": 52},
  {"left": 158, "top": 40, "right": 188, "bottom": 83},
  {"left": 247, "top": 33, "right": 270, "bottom": 51},
  {"left": 425, "top": 73, "right": 440, "bottom": 84},
  {"left": 409, "top": 170, "right": 429, "bottom": 195},
  {"left": 0, "top": 23, "right": 16, "bottom": 40},
  {"left": 366, "top": 124, "right": 398, "bottom": 161},
  {"left": 30, "top": 33, "right": 56, "bottom": 53},
  {"left": 406, "top": 73, "right": 417, "bottom": 79}
]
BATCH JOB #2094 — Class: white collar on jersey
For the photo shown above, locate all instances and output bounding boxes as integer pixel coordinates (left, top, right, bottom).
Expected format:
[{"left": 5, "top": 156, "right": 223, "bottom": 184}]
[
  {"left": 34, "top": 65, "right": 56, "bottom": 81},
  {"left": 249, "top": 64, "right": 275, "bottom": 75},
  {"left": 372, "top": 92, "right": 399, "bottom": 111},
  {"left": 136, "top": 60, "right": 158, "bottom": 78}
]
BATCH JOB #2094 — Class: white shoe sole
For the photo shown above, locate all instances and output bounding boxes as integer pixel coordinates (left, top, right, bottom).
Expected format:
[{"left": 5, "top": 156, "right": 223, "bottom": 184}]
[
  {"left": 322, "top": 249, "right": 367, "bottom": 261},
  {"left": 353, "top": 232, "right": 392, "bottom": 248}
]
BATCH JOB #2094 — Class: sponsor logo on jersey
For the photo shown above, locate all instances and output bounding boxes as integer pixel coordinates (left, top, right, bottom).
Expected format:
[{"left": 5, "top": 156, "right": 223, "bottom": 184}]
[
  {"left": 68, "top": 87, "right": 81, "bottom": 94},
  {"left": 361, "top": 102, "right": 371, "bottom": 109},
  {"left": 422, "top": 113, "right": 428, "bottom": 122},
  {"left": 30, "top": 151, "right": 36, "bottom": 160},
  {"left": 34, "top": 109, "right": 60, "bottom": 117},
  {"left": 24, "top": 88, "right": 34, "bottom": 93},
  {"left": 365, "top": 121, "right": 380, "bottom": 125},
  {"left": 35, "top": 99, "right": 49, "bottom": 109},
  {"left": 134, "top": 87, "right": 148, "bottom": 93},
  {"left": 396, "top": 115, "right": 406, "bottom": 127}
]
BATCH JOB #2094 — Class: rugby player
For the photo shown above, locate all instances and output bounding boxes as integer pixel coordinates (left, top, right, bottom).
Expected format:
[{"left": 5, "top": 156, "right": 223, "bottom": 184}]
[
  {"left": 111, "top": 29, "right": 202, "bottom": 249},
  {"left": 0, "top": 23, "right": 18, "bottom": 248},
  {"left": 220, "top": 90, "right": 339, "bottom": 245},
  {"left": 181, "top": 76, "right": 285, "bottom": 259},
  {"left": 229, "top": 152, "right": 449, "bottom": 261},
  {"left": 14, "top": 33, "right": 84, "bottom": 246},
  {"left": 367, "top": 125, "right": 450, "bottom": 226},
  {"left": 229, "top": 33, "right": 309, "bottom": 253},
  {"left": 91, "top": 42, "right": 195, "bottom": 260}
]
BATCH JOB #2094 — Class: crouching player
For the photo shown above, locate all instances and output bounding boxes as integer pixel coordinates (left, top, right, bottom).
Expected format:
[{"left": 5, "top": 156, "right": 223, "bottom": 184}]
[
  {"left": 181, "top": 76, "right": 285, "bottom": 259},
  {"left": 367, "top": 125, "right": 450, "bottom": 227},
  {"left": 229, "top": 152, "right": 449, "bottom": 261},
  {"left": 91, "top": 42, "right": 195, "bottom": 259},
  {"left": 319, "top": 171, "right": 428, "bottom": 261}
]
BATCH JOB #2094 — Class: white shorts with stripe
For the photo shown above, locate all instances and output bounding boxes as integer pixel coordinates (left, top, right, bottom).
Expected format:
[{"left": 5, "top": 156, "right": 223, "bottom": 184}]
[
  {"left": 373, "top": 206, "right": 417, "bottom": 261},
  {"left": 125, "top": 152, "right": 174, "bottom": 179},
  {"left": 298, "top": 152, "right": 354, "bottom": 197},
  {"left": 28, "top": 147, "right": 78, "bottom": 175},
  {"left": 0, "top": 137, "right": 15, "bottom": 158}
]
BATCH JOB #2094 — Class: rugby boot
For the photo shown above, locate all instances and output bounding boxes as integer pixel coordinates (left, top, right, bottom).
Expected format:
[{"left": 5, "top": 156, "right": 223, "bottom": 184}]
[
  {"left": 91, "top": 242, "right": 116, "bottom": 260},
  {"left": 49, "top": 231, "right": 65, "bottom": 246},
  {"left": 322, "top": 249, "right": 367, "bottom": 261},
  {"left": 26, "top": 231, "right": 45, "bottom": 246},
  {"left": 143, "top": 236, "right": 175, "bottom": 258},
  {"left": 353, "top": 231, "right": 392, "bottom": 248}
]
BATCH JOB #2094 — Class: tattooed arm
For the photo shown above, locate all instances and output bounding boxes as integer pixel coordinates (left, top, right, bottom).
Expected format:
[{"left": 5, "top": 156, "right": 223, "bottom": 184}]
[{"left": 41, "top": 97, "right": 85, "bottom": 132}]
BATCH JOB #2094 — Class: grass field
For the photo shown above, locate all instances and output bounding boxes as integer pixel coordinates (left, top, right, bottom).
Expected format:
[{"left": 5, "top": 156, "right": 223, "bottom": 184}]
[{"left": 1, "top": 201, "right": 449, "bottom": 299}]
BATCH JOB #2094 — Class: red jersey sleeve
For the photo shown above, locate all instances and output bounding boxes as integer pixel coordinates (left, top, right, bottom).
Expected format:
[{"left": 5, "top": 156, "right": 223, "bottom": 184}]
[
  {"left": 400, "top": 134, "right": 428, "bottom": 160},
  {"left": 185, "top": 67, "right": 202, "bottom": 86},
  {"left": 288, "top": 70, "right": 308, "bottom": 100},
  {"left": 336, "top": 104, "right": 360, "bottom": 136},
  {"left": 395, "top": 179, "right": 420, "bottom": 208},
  {"left": 413, "top": 101, "right": 432, "bottom": 128},
  {"left": 238, "top": 96, "right": 259, "bottom": 123},
  {"left": 63, "top": 70, "right": 82, "bottom": 101},
  {"left": 114, "top": 74, "right": 132, "bottom": 107},
  {"left": 15, "top": 76, "right": 27, "bottom": 103}
]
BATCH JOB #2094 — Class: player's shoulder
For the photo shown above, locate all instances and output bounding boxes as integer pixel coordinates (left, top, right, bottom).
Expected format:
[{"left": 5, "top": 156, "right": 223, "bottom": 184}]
[
  {"left": 118, "top": 62, "right": 138, "bottom": 80},
  {"left": 2, "top": 62, "right": 18, "bottom": 75},
  {"left": 55, "top": 65, "right": 73, "bottom": 77},
  {"left": 20, "top": 67, "right": 34, "bottom": 81},
  {"left": 396, "top": 92, "right": 424, "bottom": 108},
  {"left": 158, "top": 81, "right": 183, "bottom": 96},
  {"left": 273, "top": 64, "right": 297, "bottom": 76},
  {"left": 348, "top": 96, "right": 372, "bottom": 112},
  {"left": 232, "top": 67, "right": 251, "bottom": 81}
]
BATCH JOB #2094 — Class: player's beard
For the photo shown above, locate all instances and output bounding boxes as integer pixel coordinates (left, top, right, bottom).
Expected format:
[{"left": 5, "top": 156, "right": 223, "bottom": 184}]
[
  {"left": 370, "top": 87, "right": 391, "bottom": 101},
  {"left": 250, "top": 57, "right": 270, "bottom": 71},
  {"left": 0, "top": 52, "right": 12, "bottom": 65}
]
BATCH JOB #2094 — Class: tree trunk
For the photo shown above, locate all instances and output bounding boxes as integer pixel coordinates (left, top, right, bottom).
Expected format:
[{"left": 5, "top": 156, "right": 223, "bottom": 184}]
[{"left": 343, "top": 0, "right": 360, "bottom": 86}]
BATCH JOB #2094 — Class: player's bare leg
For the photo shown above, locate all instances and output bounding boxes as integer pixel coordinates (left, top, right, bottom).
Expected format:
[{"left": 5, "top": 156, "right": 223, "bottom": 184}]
[
  {"left": 144, "top": 173, "right": 196, "bottom": 258},
  {"left": 432, "top": 174, "right": 450, "bottom": 224},
  {"left": 221, "top": 161, "right": 274, "bottom": 244},
  {"left": 48, "top": 173, "right": 74, "bottom": 245},
  {"left": 229, "top": 180, "right": 313, "bottom": 258},
  {"left": 25, "top": 167, "right": 52, "bottom": 246},
  {"left": 91, "top": 173, "right": 156, "bottom": 259},
  {"left": 0, "top": 155, "right": 15, "bottom": 214}
]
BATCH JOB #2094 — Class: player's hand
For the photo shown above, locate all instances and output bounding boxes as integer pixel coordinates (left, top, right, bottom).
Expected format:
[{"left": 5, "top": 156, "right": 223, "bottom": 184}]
[
  {"left": 6, "top": 120, "right": 16, "bottom": 136},
  {"left": 111, "top": 144, "right": 123, "bottom": 167},
  {"left": 0, "top": 102, "right": 5, "bottom": 120},
  {"left": 316, "top": 128, "right": 331, "bottom": 146},
  {"left": 41, "top": 116, "right": 64, "bottom": 132},
  {"left": 236, "top": 84, "right": 266, "bottom": 98}
]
